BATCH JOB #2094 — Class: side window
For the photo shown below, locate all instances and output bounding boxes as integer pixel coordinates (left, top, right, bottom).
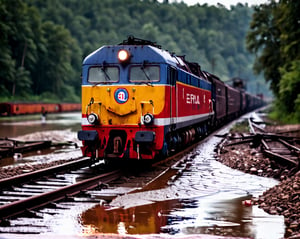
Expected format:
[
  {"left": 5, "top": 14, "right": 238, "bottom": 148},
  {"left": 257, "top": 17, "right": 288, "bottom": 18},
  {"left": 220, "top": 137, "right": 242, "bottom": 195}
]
[{"left": 168, "top": 67, "right": 177, "bottom": 85}]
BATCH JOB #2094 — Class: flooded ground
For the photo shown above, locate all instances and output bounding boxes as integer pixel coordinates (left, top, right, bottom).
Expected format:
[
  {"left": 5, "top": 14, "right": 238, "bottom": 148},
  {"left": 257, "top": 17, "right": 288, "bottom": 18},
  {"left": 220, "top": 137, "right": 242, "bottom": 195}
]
[
  {"left": 0, "top": 114, "right": 285, "bottom": 239},
  {"left": 0, "top": 112, "right": 81, "bottom": 138},
  {"left": 77, "top": 120, "right": 284, "bottom": 239},
  {"left": 0, "top": 112, "right": 82, "bottom": 167}
]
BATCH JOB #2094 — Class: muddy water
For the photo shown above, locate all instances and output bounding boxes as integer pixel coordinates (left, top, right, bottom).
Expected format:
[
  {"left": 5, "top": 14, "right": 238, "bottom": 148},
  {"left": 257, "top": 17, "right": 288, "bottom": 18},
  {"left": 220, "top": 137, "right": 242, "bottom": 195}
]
[
  {"left": 0, "top": 112, "right": 81, "bottom": 138},
  {"left": 0, "top": 112, "right": 82, "bottom": 167},
  {"left": 79, "top": 118, "right": 285, "bottom": 239}
]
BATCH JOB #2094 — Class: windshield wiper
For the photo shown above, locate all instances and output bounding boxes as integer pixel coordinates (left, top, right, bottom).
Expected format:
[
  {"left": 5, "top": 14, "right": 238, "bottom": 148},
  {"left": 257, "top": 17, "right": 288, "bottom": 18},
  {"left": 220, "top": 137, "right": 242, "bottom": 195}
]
[
  {"left": 140, "top": 65, "right": 153, "bottom": 86},
  {"left": 101, "top": 66, "right": 111, "bottom": 82},
  {"left": 140, "top": 66, "right": 151, "bottom": 82},
  {"left": 91, "top": 66, "right": 111, "bottom": 86}
]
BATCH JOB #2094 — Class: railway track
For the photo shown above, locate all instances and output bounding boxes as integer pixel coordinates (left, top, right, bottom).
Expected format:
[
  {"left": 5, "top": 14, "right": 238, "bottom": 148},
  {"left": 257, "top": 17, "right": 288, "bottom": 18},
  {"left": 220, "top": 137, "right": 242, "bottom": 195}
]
[
  {"left": 248, "top": 117, "right": 300, "bottom": 170},
  {"left": 0, "top": 157, "right": 121, "bottom": 226},
  {"left": 217, "top": 112, "right": 300, "bottom": 176},
  {"left": 0, "top": 130, "right": 207, "bottom": 234}
]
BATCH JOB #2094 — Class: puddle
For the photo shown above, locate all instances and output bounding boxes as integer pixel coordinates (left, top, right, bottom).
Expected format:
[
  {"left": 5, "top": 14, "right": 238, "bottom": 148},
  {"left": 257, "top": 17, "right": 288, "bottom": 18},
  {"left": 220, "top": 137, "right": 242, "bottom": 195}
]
[
  {"left": 0, "top": 112, "right": 81, "bottom": 167},
  {"left": 78, "top": 118, "right": 285, "bottom": 238},
  {"left": 78, "top": 197, "right": 284, "bottom": 238}
]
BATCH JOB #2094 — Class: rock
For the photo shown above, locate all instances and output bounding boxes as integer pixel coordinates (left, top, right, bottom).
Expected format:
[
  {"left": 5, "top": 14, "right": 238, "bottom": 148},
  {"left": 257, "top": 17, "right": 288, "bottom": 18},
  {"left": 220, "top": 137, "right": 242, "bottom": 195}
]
[
  {"left": 250, "top": 167, "right": 257, "bottom": 174},
  {"left": 282, "top": 175, "right": 288, "bottom": 180},
  {"left": 216, "top": 122, "right": 300, "bottom": 238},
  {"left": 257, "top": 169, "right": 263, "bottom": 175},
  {"left": 293, "top": 184, "right": 300, "bottom": 190},
  {"left": 250, "top": 149, "right": 257, "bottom": 155},
  {"left": 269, "top": 209, "right": 278, "bottom": 215},
  {"left": 290, "top": 221, "right": 299, "bottom": 229}
]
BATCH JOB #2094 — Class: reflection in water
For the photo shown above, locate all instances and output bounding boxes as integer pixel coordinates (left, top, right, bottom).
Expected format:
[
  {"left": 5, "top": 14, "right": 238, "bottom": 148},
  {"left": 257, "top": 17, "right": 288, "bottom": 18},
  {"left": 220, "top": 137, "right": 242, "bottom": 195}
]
[
  {"left": 164, "top": 197, "right": 253, "bottom": 236},
  {"left": 80, "top": 196, "right": 284, "bottom": 238},
  {"left": 0, "top": 112, "right": 81, "bottom": 138},
  {"left": 117, "top": 222, "right": 128, "bottom": 235},
  {"left": 79, "top": 119, "right": 285, "bottom": 238},
  {"left": 0, "top": 112, "right": 81, "bottom": 167},
  {"left": 0, "top": 147, "right": 62, "bottom": 167},
  {"left": 81, "top": 201, "right": 172, "bottom": 235}
]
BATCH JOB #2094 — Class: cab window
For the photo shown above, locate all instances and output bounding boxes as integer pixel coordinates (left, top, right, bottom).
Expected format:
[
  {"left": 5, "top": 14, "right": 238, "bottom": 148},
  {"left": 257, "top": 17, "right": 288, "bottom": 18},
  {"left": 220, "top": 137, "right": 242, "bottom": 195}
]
[
  {"left": 88, "top": 66, "right": 119, "bottom": 83},
  {"left": 129, "top": 65, "right": 160, "bottom": 82}
]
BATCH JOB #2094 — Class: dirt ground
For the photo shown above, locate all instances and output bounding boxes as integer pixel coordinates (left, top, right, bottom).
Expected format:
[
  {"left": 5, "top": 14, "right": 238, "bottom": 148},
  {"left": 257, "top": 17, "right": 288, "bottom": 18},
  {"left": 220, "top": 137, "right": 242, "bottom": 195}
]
[{"left": 216, "top": 122, "right": 300, "bottom": 238}]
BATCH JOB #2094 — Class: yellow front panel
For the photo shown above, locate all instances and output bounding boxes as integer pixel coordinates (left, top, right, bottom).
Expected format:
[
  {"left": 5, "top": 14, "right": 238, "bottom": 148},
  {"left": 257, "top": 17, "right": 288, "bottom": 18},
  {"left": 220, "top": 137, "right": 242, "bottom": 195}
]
[{"left": 82, "top": 85, "right": 166, "bottom": 125}]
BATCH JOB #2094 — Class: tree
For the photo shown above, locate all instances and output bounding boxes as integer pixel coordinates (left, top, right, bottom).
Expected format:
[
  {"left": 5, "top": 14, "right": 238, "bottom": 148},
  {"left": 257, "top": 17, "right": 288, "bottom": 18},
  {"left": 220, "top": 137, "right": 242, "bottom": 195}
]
[
  {"left": 40, "top": 21, "right": 76, "bottom": 98},
  {"left": 247, "top": 0, "right": 300, "bottom": 121},
  {"left": 1, "top": 0, "right": 269, "bottom": 102},
  {"left": 246, "top": 1, "right": 281, "bottom": 95}
]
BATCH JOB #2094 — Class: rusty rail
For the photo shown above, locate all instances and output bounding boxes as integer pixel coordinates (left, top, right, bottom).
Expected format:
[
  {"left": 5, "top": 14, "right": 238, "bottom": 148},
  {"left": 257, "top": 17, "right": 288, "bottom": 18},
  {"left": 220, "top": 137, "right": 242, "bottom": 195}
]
[
  {"left": 248, "top": 117, "right": 299, "bottom": 170},
  {"left": 0, "top": 169, "right": 121, "bottom": 221},
  {"left": 0, "top": 157, "right": 91, "bottom": 189},
  {"left": 217, "top": 115, "right": 300, "bottom": 171}
]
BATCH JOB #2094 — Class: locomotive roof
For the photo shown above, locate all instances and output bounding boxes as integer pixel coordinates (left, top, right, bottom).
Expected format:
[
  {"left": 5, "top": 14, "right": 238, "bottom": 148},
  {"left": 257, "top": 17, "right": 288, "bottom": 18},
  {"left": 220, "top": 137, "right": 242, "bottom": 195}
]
[
  {"left": 83, "top": 36, "right": 206, "bottom": 79},
  {"left": 83, "top": 44, "right": 182, "bottom": 68}
]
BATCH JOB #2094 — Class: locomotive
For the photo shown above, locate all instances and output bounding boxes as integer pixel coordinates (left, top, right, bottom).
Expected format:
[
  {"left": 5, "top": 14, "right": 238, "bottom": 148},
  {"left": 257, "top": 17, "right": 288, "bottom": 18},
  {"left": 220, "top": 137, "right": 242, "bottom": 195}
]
[{"left": 78, "top": 36, "right": 263, "bottom": 161}]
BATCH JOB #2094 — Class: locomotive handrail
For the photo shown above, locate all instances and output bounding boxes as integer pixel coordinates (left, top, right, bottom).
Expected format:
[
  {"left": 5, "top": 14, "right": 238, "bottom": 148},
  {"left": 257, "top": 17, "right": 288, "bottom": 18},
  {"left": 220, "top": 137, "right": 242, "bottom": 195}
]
[
  {"left": 140, "top": 100, "right": 155, "bottom": 115},
  {"left": 85, "top": 99, "right": 101, "bottom": 120},
  {"left": 119, "top": 35, "right": 161, "bottom": 49}
]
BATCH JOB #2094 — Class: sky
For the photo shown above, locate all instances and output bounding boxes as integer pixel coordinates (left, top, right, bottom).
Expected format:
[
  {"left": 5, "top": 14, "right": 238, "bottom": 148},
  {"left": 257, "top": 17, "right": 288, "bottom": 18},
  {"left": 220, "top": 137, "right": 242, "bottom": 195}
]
[{"left": 163, "top": 0, "right": 269, "bottom": 8}]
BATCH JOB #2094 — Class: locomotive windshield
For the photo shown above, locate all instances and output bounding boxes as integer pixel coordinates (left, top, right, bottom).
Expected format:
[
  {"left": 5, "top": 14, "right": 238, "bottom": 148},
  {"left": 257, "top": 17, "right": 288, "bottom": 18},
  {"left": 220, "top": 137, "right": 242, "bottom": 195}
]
[
  {"left": 129, "top": 65, "right": 159, "bottom": 83},
  {"left": 88, "top": 66, "right": 119, "bottom": 83}
]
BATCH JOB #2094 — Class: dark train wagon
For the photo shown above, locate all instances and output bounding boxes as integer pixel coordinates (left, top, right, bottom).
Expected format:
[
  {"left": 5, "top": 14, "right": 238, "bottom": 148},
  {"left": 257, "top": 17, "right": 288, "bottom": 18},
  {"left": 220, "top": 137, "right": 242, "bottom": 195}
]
[
  {"left": 226, "top": 85, "right": 241, "bottom": 120},
  {"left": 240, "top": 91, "right": 247, "bottom": 114},
  {"left": 205, "top": 72, "right": 227, "bottom": 126},
  {"left": 245, "top": 92, "right": 255, "bottom": 111}
]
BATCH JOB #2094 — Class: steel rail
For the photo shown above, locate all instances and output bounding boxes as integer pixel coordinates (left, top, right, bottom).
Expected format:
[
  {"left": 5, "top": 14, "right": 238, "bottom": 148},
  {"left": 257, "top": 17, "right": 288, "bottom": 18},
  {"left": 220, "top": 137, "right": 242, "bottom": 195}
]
[
  {"left": 248, "top": 116, "right": 299, "bottom": 168},
  {"left": 263, "top": 149, "right": 298, "bottom": 166},
  {"left": 0, "top": 169, "right": 121, "bottom": 220},
  {"left": 0, "top": 157, "right": 91, "bottom": 189}
]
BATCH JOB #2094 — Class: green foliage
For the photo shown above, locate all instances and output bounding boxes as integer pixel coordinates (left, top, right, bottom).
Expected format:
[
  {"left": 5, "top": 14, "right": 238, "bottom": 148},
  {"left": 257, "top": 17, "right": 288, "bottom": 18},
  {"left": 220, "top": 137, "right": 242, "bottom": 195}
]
[
  {"left": 229, "top": 119, "right": 250, "bottom": 133},
  {"left": 0, "top": 0, "right": 81, "bottom": 103},
  {"left": 246, "top": 1, "right": 282, "bottom": 95},
  {"left": 278, "top": 60, "right": 300, "bottom": 121},
  {"left": 247, "top": 0, "right": 300, "bottom": 122},
  {"left": 0, "top": 0, "right": 270, "bottom": 103}
]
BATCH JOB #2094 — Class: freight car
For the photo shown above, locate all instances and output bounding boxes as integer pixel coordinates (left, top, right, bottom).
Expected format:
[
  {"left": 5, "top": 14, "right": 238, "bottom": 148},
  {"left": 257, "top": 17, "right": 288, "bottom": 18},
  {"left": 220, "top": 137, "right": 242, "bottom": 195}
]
[
  {"left": 78, "top": 36, "right": 264, "bottom": 161},
  {"left": 0, "top": 102, "right": 81, "bottom": 116},
  {"left": 58, "top": 103, "right": 82, "bottom": 112}
]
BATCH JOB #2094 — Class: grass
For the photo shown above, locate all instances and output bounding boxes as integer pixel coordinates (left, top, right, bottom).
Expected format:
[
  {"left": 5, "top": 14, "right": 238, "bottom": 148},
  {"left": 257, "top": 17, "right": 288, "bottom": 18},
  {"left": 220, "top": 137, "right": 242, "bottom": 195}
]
[{"left": 230, "top": 119, "right": 250, "bottom": 133}]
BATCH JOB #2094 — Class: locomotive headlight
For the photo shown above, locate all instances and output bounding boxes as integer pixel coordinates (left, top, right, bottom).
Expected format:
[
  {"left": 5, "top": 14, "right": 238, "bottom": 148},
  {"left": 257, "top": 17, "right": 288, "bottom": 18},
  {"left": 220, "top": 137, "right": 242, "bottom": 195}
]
[
  {"left": 87, "top": 113, "right": 99, "bottom": 125},
  {"left": 118, "top": 49, "right": 130, "bottom": 63},
  {"left": 143, "top": 113, "right": 154, "bottom": 125}
]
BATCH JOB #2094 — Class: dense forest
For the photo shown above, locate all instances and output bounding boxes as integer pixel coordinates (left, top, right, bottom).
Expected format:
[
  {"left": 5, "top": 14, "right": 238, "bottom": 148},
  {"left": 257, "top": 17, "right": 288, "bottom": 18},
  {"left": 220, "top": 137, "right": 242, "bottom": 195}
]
[
  {"left": 0, "top": 0, "right": 267, "bottom": 103},
  {"left": 1, "top": 0, "right": 299, "bottom": 122},
  {"left": 247, "top": 0, "right": 300, "bottom": 122}
]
